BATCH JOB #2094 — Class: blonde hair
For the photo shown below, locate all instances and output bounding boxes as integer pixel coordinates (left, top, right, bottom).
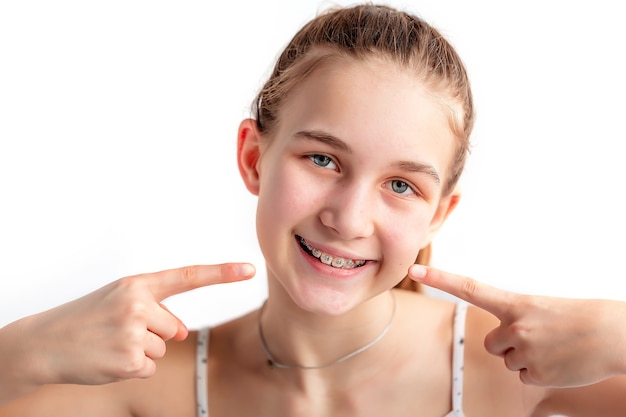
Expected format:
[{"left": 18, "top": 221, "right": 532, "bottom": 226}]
[{"left": 252, "top": 4, "right": 474, "bottom": 291}]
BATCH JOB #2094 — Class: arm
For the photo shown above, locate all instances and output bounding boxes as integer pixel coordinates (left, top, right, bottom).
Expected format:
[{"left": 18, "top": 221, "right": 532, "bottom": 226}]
[
  {"left": 409, "top": 264, "right": 626, "bottom": 387},
  {"left": 0, "top": 263, "right": 255, "bottom": 407},
  {"left": 536, "top": 376, "right": 626, "bottom": 416}
]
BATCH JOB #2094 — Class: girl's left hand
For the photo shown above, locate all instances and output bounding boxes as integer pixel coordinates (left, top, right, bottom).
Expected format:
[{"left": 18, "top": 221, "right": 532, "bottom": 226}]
[{"left": 409, "top": 264, "right": 626, "bottom": 387}]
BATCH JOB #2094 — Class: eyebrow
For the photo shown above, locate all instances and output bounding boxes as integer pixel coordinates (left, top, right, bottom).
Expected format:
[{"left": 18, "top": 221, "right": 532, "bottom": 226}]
[
  {"left": 396, "top": 161, "right": 441, "bottom": 185},
  {"left": 294, "top": 129, "right": 441, "bottom": 185},
  {"left": 295, "top": 130, "right": 352, "bottom": 153}
]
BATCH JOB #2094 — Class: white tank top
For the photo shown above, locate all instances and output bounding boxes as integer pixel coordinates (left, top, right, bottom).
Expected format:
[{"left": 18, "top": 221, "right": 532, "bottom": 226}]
[{"left": 196, "top": 302, "right": 468, "bottom": 417}]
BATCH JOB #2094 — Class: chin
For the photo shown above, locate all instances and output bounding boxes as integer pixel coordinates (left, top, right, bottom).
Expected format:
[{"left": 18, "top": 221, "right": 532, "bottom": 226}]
[{"left": 287, "top": 287, "right": 355, "bottom": 317}]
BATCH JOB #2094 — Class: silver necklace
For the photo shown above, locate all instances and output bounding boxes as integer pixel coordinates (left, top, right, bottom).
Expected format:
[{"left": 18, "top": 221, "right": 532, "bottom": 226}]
[{"left": 258, "top": 293, "right": 396, "bottom": 370}]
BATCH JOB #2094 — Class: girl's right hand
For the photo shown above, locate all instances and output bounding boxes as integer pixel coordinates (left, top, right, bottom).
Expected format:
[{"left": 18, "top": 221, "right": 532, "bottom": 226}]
[{"left": 0, "top": 263, "right": 255, "bottom": 404}]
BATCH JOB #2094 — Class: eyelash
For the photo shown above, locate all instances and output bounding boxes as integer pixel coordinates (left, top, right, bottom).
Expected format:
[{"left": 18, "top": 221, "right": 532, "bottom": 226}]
[{"left": 306, "top": 153, "right": 421, "bottom": 198}]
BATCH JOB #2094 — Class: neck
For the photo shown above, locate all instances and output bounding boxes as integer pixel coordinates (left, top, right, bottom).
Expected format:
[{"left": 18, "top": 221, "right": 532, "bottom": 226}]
[{"left": 258, "top": 289, "right": 397, "bottom": 374}]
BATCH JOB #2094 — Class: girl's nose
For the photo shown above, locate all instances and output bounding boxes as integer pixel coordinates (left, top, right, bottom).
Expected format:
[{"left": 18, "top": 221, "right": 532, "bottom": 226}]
[{"left": 319, "top": 182, "right": 375, "bottom": 240}]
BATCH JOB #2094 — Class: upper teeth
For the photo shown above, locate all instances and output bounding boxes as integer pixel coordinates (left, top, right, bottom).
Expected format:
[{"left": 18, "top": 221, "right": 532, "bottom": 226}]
[{"left": 300, "top": 237, "right": 365, "bottom": 269}]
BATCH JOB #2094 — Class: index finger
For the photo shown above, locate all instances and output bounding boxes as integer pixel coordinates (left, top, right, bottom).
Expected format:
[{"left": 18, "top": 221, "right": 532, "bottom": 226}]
[
  {"left": 146, "top": 263, "right": 256, "bottom": 301},
  {"left": 408, "top": 264, "right": 515, "bottom": 318}
]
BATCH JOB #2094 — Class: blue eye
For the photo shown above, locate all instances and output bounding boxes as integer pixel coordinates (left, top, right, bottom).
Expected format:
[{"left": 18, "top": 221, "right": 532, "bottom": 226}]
[
  {"left": 309, "top": 154, "right": 336, "bottom": 169},
  {"left": 390, "top": 180, "right": 414, "bottom": 195}
]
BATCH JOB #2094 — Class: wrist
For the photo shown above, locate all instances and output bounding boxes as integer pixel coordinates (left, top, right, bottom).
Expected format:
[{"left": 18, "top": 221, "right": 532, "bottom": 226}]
[
  {"left": 615, "top": 302, "right": 626, "bottom": 375},
  {"left": 0, "top": 315, "right": 51, "bottom": 404},
  {"left": 598, "top": 299, "right": 626, "bottom": 377}
]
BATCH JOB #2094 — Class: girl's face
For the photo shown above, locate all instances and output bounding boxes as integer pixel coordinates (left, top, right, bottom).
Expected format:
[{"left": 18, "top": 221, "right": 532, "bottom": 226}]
[{"left": 238, "top": 57, "right": 460, "bottom": 316}]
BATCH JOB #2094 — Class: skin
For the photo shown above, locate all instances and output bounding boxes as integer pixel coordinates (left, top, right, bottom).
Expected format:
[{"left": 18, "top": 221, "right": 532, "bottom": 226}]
[
  {"left": 238, "top": 58, "right": 459, "bottom": 318},
  {"left": 0, "top": 263, "right": 255, "bottom": 409},
  {"left": 409, "top": 264, "right": 626, "bottom": 388},
  {"left": 3, "top": 56, "right": 626, "bottom": 417}
]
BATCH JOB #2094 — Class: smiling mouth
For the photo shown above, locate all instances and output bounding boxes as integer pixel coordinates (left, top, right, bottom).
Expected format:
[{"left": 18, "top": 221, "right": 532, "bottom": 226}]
[{"left": 297, "top": 236, "right": 367, "bottom": 269}]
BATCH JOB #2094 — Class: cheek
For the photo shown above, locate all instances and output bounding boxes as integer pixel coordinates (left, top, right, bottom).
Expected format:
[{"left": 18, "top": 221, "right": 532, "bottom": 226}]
[
  {"left": 381, "top": 212, "right": 432, "bottom": 260},
  {"left": 257, "top": 165, "right": 321, "bottom": 221}
]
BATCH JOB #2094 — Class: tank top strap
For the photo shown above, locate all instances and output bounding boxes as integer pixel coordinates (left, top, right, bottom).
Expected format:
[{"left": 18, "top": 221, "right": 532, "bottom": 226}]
[
  {"left": 196, "top": 327, "right": 210, "bottom": 417},
  {"left": 450, "top": 302, "right": 468, "bottom": 416}
]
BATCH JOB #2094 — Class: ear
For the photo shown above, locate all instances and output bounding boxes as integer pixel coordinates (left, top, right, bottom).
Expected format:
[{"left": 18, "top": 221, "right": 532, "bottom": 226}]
[
  {"left": 422, "top": 186, "right": 462, "bottom": 247},
  {"left": 237, "top": 118, "right": 263, "bottom": 196}
]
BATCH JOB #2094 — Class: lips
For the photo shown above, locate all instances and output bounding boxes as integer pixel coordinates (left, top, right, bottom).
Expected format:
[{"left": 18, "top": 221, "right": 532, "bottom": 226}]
[{"left": 297, "top": 236, "right": 367, "bottom": 269}]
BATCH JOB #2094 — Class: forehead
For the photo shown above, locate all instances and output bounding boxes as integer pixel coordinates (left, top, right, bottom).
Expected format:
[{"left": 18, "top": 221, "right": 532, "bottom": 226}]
[{"left": 275, "top": 56, "right": 456, "bottom": 178}]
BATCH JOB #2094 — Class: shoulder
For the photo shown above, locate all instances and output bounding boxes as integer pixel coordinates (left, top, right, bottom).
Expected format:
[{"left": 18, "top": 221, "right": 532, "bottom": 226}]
[
  {"left": 462, "top": 305, "right": 547, "bottom": 415},
  {"left": 465, "top": 303, "right": 498, "bottom": 343},
  {"left": 117, "top": 334, "right": 199, "bottom": 415},
  {"left": 462, "top": 304, "right": 502, "bottom": 377},
  {"left": 394, "top": 288, "right": 456, "bottom": 316},
  {"left": 202, "top": 309, "right": 263, "bottom": 372},
  {"left": 392, "top": 289, "right": 458, "bottom": 370}
]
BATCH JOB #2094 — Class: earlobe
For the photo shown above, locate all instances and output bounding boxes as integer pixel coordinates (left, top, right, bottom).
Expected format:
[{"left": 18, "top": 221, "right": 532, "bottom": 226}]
[
  {"left": 237, "top": 119, "right": 262, "bottom": 196},
  {"left": 423, "top": 187, "right": 462, "bottom": 247}
]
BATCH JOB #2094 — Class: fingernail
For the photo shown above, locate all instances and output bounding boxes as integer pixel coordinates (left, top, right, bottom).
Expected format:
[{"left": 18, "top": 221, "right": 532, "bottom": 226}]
[
  {"left": 238, "top": 263, "right": 256, "bottom": 277},
  {"left": 409, "top": 264, "right": 427, "bottom": 279}
]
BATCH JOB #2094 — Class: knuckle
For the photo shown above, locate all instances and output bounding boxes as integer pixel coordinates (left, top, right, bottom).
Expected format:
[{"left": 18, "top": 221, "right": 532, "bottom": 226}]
[
  {"left": 515, "top": 294, "right": 535, "bottom": 311},
  {"left": 518, "top": 369, "right": 532, "bottom": 385},
  {"left": 116, "top": 275, "right": 145, "bottom": 295},
  {"left": 162, "top": 325, "right": 178, "bottom": 342},
  {"left": 153, "top": 341, "right": 168, "bottom": 359},
  {"left": 503, "top": 352, "right": 516, "bottom": 371},
  {"left": 122, "top": 299, "right": 149, "bottom": 322},
  {"left": 483, "top": 334, "right": 499, "bottom": 355},
  {"left": 221, "top": 263, "right": 235, "bottom": 278},
  {"left": 180, "top": 266, "right": 200, "bottom": 286},
  {"left": 461, "top": 277, "right": 479, "bottom": 297},
  {"left": 116, "top": 347, "right": 147, "bottom": 377},
  {"left": 126, "top": 358, "right": 147, "bottom": 377},
  {"left": 520, "top": 368, "right": 545, "bottom": 386},
  {"left": 507, "top": 322, "right": 528, "bottom": 340}
]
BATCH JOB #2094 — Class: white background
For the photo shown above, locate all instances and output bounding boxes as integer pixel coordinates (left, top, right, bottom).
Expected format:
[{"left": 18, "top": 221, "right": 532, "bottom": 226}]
[{"left": 1, "top": 0, "right": 625, "bottom": 331}]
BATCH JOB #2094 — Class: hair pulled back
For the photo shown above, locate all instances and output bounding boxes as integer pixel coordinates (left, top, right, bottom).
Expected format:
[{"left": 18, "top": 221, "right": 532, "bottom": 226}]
[{"left": 252, "top": 4, "right": 474, "bottom": 291}]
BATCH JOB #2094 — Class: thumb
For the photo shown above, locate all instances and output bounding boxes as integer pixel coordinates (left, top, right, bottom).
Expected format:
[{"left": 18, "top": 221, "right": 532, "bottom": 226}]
[{"left": 408, "top": 264, "right": 514, "bottom": 318}]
